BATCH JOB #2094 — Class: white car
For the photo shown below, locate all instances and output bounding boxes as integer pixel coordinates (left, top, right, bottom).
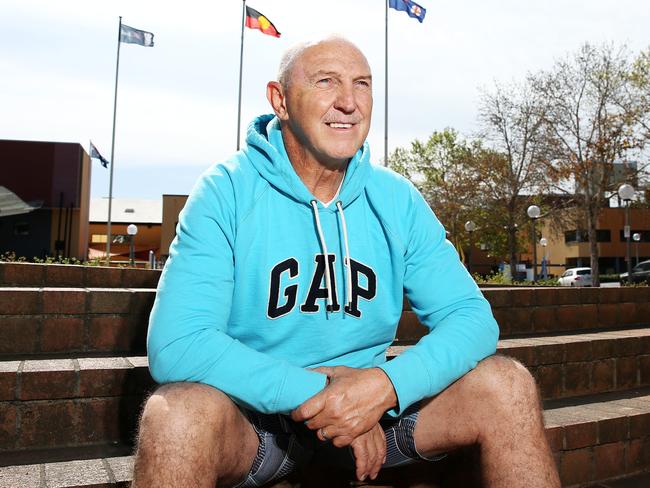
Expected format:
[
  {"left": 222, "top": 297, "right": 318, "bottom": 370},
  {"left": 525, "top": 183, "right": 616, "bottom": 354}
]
[{"left": 558, "top": 267, "right": 592, "bottom": 287}]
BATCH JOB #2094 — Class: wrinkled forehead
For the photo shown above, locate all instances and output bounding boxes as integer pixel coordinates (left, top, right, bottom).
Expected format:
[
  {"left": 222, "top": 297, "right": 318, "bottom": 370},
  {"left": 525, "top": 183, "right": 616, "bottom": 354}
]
[{"left": 283, "top": 39, "right": 371, "bottom": 84}]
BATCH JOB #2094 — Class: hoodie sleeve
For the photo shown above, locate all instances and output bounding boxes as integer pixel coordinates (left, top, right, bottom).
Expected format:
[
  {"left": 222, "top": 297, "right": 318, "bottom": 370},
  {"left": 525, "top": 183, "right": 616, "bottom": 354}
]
[
  {"left": 147, "top": 166, "right": 327, "bottom": 414},
  {"left": 378, "top": 183, "right": 499, "bottom": 415}
]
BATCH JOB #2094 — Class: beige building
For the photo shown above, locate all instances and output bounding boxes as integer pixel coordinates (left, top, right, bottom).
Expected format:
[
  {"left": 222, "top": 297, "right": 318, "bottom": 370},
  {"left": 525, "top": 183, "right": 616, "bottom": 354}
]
[{"left": 88, "top": 198, "right": 162, "bottom": 264}]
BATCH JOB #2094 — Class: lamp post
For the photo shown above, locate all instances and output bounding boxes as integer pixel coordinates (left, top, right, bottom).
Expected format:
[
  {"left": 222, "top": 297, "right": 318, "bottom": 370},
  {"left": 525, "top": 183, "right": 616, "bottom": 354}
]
[
  {"left": 527, "top": 205, "right": 541, "bottom": 283},
  {"left": 464, "top": 220, "right": 476, "bottom": 275},
  {"left": 540, "top": 237, "right": 548, "bottom": 280},
  {"left": 127, "top": 224, "right": 138, "bottom": 267},
  {"left": 633, "top": 232, "right": 641, "bottom": 266},
  {"left": 618, "top": 183, "right": 635, "bottom": 279}
]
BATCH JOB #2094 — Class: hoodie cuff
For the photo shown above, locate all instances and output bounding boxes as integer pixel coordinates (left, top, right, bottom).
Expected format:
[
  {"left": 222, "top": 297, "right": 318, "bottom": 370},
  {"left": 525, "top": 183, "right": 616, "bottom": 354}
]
[
  {"left": 275, "top": 367, "right": 328, "bottom": 415},
  {"left": 378, "top": 351, "right": 432, "bottom": 417}
]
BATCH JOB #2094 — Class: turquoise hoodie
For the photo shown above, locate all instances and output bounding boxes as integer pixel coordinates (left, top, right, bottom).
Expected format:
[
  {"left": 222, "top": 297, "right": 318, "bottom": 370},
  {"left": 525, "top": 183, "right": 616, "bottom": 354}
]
[{"left": 147, "top": 115, "right": 499, "bottom": 416}]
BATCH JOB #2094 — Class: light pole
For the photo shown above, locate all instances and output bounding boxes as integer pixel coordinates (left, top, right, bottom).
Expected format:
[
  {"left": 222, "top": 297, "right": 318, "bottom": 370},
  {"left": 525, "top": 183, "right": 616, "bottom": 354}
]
[
  {"left": 540, "top": 237, "right": 548, "bottom": 280},
  {"left": 527, "top": 205, "right": 541, "bottom": 282},
  {"left": 618, "top": 183, "right": 634, "bottom": 279},
  {"left": 633, "top": 232, "right": 641, "bottom": 266},
  {"left": 464, "top": 220, "right": 476, "bottom": 275},
  {"left": 127, "top": 224, "right": 138, "bottom": 267}
]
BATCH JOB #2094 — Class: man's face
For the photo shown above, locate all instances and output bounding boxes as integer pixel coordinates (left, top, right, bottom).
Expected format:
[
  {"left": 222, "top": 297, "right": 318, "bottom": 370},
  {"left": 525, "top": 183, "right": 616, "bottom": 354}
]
[{"left": 276, "top": 40, "right": 373, "bottom": 168}]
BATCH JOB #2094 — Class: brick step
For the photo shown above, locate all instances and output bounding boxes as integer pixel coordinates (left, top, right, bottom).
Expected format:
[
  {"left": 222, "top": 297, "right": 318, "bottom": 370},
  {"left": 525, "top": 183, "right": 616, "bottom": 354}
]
[
  {"left": 2, "top": 327, "right": 648, "bottom": 405},
  {"left": 3, "top": 387, "right": 650, "bottom": 487},
  {"left": 0, "top": 357, "right": 153, "bottom": 453},
  {"left": 2, "top": 328, "right": 650, "bottom": 452},
  {"left": 3, "top": 285, "right": 650, "bottom": 358},
  {"left": 0, "top": 262, "right": 160, "bottom": 289},
  {"left": 0, "top": 288, "right": 154, "bottom": 358},
  {"left": 398, "top": 291, "right": 650, "bottom": 341},
  {"left": 394, "top": 327, "right": 650, "bottom": 401}
]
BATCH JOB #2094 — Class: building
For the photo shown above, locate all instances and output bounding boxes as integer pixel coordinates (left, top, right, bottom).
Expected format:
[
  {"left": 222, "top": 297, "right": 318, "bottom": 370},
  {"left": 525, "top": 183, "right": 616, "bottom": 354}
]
[
  {"left": 525, "top": 206, "right": 650, "bottom": 277},
  {"left": 0, "top": 139, "right": 90, "bottom": 260},
  {"left": 160, "top": 194, "right": 188, "bottom": 261},
  {"left": 89, "top": 198, "right": 162, "bottom": 264}
]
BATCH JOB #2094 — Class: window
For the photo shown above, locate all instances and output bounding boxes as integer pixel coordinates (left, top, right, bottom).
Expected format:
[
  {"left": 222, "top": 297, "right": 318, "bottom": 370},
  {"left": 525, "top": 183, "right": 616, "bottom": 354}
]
[
  {"left": 577, "top": 269, "right": 591, "bottom": 276},
  {"left": 621, "top": 230, "right": 650, "bottom": 242},
  {"left": 14, "top": 222, "right": 29, "bottom": 236},
  {"left": 565, "top": 229, "right": 611, "bottom": 243},
  {"left": 91, "top": 234, "right": 107, "bottom": 244}
]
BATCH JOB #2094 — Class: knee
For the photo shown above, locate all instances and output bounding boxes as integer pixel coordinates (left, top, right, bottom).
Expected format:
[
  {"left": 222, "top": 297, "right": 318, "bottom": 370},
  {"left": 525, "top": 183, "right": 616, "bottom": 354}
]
[
  {"left": 138, "top": 382, "right": 235, "bottom": 442},
  {"left": 469, "top": 355, "right": 539, "bottom": 412}
]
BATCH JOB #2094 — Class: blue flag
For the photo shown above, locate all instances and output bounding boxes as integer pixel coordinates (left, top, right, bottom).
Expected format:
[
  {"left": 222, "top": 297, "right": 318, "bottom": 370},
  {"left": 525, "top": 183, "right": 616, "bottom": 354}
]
[
  {"left": 389, "top": 0, "right": 426, "bottom": 23},
  {"left": 90, "top": 142, "right": 109, "bottom": 168}
]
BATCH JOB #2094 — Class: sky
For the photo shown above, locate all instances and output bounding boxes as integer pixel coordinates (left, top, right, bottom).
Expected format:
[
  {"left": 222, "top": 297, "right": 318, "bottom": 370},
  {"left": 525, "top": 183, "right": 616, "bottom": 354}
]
[{"left": 1, "top": 0, "right": 649, "bottom": 200}]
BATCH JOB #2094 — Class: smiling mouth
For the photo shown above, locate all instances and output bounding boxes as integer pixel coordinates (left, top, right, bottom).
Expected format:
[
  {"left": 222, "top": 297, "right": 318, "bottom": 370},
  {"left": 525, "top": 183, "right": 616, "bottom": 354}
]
[{"left": 326, "top": 122, "right": 354, "bottom": 129}]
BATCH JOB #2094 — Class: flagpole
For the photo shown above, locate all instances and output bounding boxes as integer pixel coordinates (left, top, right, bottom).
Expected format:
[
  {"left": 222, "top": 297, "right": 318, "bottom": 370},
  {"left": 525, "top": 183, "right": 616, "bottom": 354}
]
[
  {"left": 106, "top": 16, "right": 122, "bottom": 264},
  {"left": 384, "top": 0, "right": 389, "bottom": 167},
  {"left": 236, "top": 0, "right": 246, "bottom": 151}
]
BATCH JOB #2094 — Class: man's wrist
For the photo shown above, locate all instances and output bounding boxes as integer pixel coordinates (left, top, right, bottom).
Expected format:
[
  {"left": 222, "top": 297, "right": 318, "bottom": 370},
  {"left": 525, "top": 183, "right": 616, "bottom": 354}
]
[{"left": 372, "top": 367, "right": 398, "bottom": 411}]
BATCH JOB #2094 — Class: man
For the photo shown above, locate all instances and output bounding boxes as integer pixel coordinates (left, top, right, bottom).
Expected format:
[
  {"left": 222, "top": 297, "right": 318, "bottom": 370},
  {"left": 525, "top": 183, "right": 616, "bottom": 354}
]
[{"left": 133, "top": 37, "right": 560, "bottom": 487}]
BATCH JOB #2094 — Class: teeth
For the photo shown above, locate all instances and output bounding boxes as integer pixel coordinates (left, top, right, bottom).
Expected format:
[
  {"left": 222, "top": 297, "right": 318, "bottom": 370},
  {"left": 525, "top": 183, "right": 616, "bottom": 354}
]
[{"left": 328, "top": 123, "right": 353, "bottom": 128}]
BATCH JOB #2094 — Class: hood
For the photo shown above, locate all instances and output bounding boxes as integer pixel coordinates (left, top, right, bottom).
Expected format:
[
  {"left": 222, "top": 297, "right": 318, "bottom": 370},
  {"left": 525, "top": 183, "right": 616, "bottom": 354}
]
[{"left": 243, "top": 114, "right": 371, "bottom": 209}]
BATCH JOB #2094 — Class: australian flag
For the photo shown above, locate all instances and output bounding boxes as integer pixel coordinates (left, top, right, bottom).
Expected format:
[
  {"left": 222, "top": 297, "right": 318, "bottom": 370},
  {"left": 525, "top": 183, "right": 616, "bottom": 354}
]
[
  {"left": 389, "top": 0, "right": 426, "bottom": 23},
  {"left": 90, "top": 142, "right": 109, "bottom": 168}
]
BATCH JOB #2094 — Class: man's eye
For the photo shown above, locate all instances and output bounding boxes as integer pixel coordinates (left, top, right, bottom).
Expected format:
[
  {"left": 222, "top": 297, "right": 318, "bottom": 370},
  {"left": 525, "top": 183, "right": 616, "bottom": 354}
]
[
  {"left": 355, "top": 80, "right": 371, "bottom": 88},
  {"left": 317, "top": 78, "right": 333, "bottom": 86}
]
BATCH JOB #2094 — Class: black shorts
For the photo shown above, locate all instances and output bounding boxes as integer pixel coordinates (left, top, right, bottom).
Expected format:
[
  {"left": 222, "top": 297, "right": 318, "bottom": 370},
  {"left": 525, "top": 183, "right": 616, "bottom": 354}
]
[{"left": 234, "top": 403, "right": 445, "bottom": 488}]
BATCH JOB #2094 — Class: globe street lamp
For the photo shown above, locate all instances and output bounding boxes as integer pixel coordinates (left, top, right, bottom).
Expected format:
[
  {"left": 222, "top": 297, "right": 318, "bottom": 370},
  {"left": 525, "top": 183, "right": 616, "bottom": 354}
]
[
  {"left": 633, "top": 232, "right": 641, "bottom": 266},
  {"left": 127, "top": 224, "right": 138, "bottom": 267},
  {"left": 618, "top": 183, "right": 635, "bottom": 279},
  {"left": 464, "top": 220, "right": 476, "bottom": 274},
  {"left": 527, "top": 205, "right": 541, "bottom": 282},
  {"left": 540, "top": 237, "right": 548, "bottom": 280}
]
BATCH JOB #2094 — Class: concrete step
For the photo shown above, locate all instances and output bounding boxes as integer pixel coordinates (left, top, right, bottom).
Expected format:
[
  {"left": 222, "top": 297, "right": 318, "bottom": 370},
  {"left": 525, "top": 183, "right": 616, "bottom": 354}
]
[
  {"left": 3, "top": 388, "right": 650, "bottom": 487},
  {"left": 0, "top": 262, "right": 160, "bottom": 289}
]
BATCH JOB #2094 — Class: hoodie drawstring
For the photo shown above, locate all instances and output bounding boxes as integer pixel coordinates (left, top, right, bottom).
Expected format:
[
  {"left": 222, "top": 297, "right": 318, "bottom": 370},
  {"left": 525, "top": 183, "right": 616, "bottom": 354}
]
[
  {"left": 310, "top": 200, "right": 353, "bottom": 312},
  {"left": 311, "top": 200, "right": 334, "bottom": 311},
  {"left": 336, "top": 201, "right": 353, "bottom": 308}
]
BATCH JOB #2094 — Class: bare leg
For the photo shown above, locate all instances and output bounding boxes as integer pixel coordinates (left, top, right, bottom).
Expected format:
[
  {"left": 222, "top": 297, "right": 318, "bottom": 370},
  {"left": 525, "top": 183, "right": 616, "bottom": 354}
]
[
  {"left": 413, "top": 355, "right": 560, "bottom": 488},
  {"left": 132, "top": 382, "right": 259, "bottom": 488}
]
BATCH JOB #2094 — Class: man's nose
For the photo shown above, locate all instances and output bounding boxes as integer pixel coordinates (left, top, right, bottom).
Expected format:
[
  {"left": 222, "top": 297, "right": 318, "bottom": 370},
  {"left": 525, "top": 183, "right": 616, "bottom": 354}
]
[{"left": 333, "top": 83, "right": 356, "bottom": 113}]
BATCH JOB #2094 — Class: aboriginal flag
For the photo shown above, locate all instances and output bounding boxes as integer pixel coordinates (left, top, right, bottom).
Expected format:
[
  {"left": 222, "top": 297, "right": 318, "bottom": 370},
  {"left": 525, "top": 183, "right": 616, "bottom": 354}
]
[{"left": 245, "top": 6, "right": 281, "bottom": 38}]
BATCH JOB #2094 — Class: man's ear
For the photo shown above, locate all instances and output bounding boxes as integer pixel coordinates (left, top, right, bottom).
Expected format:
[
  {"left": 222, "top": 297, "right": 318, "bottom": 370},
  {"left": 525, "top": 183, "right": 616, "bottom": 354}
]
[{"left": 267, "top": 81, "right": 289, "bottom": 120}]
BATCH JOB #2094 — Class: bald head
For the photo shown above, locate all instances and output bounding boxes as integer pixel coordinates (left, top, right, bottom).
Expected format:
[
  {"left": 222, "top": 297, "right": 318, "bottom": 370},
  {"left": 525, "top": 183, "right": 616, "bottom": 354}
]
[{"left": 277, "top": 36, "right": 370, "bottom": 90}]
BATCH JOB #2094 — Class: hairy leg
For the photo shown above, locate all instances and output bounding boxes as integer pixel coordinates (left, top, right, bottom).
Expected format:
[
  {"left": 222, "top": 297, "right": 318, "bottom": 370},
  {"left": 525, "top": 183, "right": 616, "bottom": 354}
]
[
  {"left": 413, "top": 355, "right": 560, "bottom": 488},
  {"left": 132, "top": 382, "right": 259, "bottom": 488}
]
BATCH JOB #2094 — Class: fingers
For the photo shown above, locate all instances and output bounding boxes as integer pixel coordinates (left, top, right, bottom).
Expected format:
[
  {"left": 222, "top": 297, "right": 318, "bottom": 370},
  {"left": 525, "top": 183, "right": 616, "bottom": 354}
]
[
  {"left": 291, "top": 392, "right": 326, "bottom": 422},
  {"left": 352, "top": 436, "right": 373, "bottom": 481},
  {"left": 351, "top": 424, "right": 385, "bottom": 481},
  {"left": 370, "top": 427, "right": 386, "bottom": 479},
  {"left": 311, "top": 366, "right": 335, "bottom": 376}
]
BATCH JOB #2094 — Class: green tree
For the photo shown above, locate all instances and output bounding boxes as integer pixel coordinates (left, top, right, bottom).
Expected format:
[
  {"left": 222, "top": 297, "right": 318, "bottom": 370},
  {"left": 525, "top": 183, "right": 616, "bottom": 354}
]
[{"left": 387, "top": 129, "right": 481, "bottom": 261}]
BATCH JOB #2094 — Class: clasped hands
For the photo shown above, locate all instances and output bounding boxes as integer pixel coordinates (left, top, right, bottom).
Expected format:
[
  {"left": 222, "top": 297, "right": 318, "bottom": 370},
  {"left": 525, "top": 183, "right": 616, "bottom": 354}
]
[{"left": 291, "top": 366, "right": 397, "bottom": 481}]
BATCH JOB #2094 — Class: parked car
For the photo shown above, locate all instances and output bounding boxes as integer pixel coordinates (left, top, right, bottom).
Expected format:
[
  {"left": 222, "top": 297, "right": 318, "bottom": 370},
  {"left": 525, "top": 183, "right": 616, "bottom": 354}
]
[
  {"left": 558, "top": 267, "right": 593, "bottom": 287},
  {"left": 620, "top": 260, "right": 650, "bottom": 285}
]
